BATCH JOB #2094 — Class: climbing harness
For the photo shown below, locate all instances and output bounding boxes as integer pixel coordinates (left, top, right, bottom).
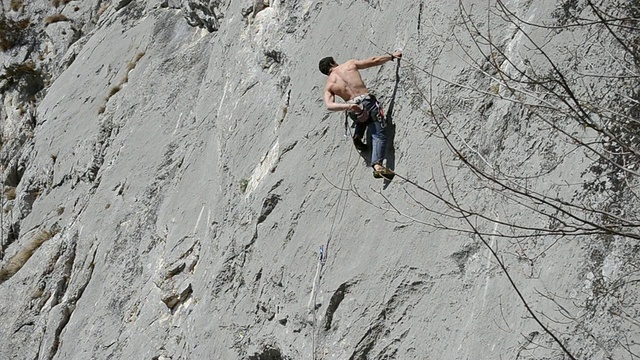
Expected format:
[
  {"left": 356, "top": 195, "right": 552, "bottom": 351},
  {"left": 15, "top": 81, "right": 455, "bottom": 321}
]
[{"left": 343, "top": 94, "right": 387, "bottom": 141}]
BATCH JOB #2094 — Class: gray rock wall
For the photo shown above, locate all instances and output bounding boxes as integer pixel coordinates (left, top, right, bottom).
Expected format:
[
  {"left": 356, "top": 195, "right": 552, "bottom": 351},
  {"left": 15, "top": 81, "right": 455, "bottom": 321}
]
[{"left": 1, "top": 0, "right": 639, "bottom": 359}]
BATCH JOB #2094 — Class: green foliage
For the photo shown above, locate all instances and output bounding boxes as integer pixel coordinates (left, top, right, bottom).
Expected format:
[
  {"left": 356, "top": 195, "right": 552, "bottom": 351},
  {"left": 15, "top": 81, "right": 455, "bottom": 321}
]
[
  {"left": 240, "top": 179, "right": 249, "bottom": 193},
  {"left": 0, "top": 14, "right": 30, "bottom": 52}
]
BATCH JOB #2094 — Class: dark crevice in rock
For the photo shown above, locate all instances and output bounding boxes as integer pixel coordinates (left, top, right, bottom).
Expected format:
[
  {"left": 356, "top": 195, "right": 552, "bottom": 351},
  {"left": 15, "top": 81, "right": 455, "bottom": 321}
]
[
  {"left": 115, "top": 0, "right": 134, "bottom": 11},
  {"left": 52, "top": 236, "right": 77, "bottom": 305},
  {"left": 256, "top": 302, "right": 269, "bottom": 315},
  {"left": 0, "top": 62, "right": 45, "bottom": 101},
  {"left": 166, "top": 262, "right": 186, "bottom": 279},
  {"left": 348, "top": 272, "right": 433, "bottom": 359},
  {"left": 20, "top": 189, "right": 40, "bottom": 218},
  {"left": 279, "top": 141, "right": 297, "bottom": 159},
  {"left": 283, "top": 16, "right": 298, "bottom": 33},
  {"left": 212, "top": 249, "right": 239, "bottom": 297},
  {"left": 4, "top": 159, "right": 24, "bottom": 187},
  {"left": 348, "top": 323, "right": 384, "bottom": 360},
  {"left": 417, "top": 2, "right": 424, "bottom": 33},
  {"left": 164, "top": 239, "right": 200, "bottom": 275},
  {"left": 383, "top": 271, "right": 434, "bottom": 321},
  {"left": 69, "top": 244, "right": 97, "bottom": 304},
  {"left": 450, "top": 242, "right": 481, "bottom": 275},
  {"left": 257, "top": 194, "right": 280, "bottom": 224},
  {"left": 45, "top": 304, "right": 72, "bottom": 360},
  {"left": 268, "top": 180, "right": 283, "bottom": 193},
  {"left": 51, "top": 173, "right": 72, "bottom": 190},
  {"left": 40, "top": 236, "right": 80, "bottom": 352},
  {"left": 82, "top": 117, "right": 120, "bottom": 184},
  {"left": 211, "top": 233, "right": 258, "bottom": 299},
  {"left": 159, "top": 0, "right": 181, "bottom": 9},
  {"left": 377, "top": 328, "right": 410, "bottom": 358},
  {"left": 248, "top": 346, "right": 290, "bottom": 360},
  {"left": 5, "top": 221, "right": 21, "bottom": 250},
  {"left": 161, "top": 282, "right": 193, "bottom": 313},
  {"left": 83, "top": 159, "right": 102, "bottom": 183},
  {"left": 12, "top": 321, "right": 34, "bottom": 334},
  {"left": 116, "top": 0, "right": 146, "bottom": 29},
  {"left": 278, "top": 77, "right": 290, "bottom": 93},
  {"left": 242, "top": 0, "right": 269, "bottom": 19},
  {"left": 142, "top": 141, "right": 181, "bottom": 208},
  {"left": 181, "top": 0, "right": 224, "bottom": 32},
  {"left": 262, "top": 49, "right": 283, "bottom": 69},
  {"left": 239, "top": 227, "right": 259, "bottom": 261},
  {"left": 363, "top": 0, "right": 381, "bottom": 9},
  {"left": 241, "top": 81, "right": 259, "bottom": 96},
  {"left": 324, "top": 282, "right": 350, "bottom": 331},
  {"left": 26, "top": 109, "right": 37, "bottom": 130},
  {"left": 284, "top": 226, "right": 295, "bottom": 244}
]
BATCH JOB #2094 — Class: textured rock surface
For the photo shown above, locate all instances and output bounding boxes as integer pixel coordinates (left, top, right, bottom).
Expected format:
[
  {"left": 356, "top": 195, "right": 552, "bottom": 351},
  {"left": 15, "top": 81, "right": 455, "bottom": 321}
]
[{"left": 1, "top": 0, "right": 639, "bottom": 359}]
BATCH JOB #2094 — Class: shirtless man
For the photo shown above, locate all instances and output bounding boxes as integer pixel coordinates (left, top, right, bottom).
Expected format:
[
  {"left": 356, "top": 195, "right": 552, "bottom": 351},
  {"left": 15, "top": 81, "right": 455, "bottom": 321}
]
[{"left": 319, "top": 52, "right": 402, "bottom": 179}]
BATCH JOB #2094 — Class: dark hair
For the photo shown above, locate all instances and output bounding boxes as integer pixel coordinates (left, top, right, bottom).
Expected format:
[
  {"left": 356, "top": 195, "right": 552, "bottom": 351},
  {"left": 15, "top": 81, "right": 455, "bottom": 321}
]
[{"left": 318, "top": 57, "right": 336, "bottom": 75}]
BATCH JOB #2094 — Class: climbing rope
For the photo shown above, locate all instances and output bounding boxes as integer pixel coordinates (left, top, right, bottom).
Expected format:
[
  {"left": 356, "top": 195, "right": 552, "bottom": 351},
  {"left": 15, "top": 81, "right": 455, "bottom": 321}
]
[{"left": 310, "top": 135, "right": 356, "bottom": 360}]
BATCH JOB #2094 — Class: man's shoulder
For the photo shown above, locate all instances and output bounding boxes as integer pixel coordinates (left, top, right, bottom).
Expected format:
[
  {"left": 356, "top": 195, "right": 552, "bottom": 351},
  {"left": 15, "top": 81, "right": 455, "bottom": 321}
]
[
  {"left": 324, "top": 74, "right": 338, "bottom": 91},
  {"left": 341, "top": 59, "right": 358, "bottom": 68}
]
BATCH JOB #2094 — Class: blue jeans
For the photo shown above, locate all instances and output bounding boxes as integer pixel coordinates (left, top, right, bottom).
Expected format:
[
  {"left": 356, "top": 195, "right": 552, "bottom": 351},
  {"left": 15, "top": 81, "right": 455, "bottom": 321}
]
[{"left": 349, "top": 95, "right": 387, "bottom": 166}]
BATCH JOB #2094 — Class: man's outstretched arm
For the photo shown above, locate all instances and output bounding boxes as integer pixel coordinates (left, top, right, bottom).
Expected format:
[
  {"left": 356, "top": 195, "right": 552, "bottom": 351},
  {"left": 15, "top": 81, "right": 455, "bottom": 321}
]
[{"left": 353, "top": 51, "right": 402, "bottom": 69}]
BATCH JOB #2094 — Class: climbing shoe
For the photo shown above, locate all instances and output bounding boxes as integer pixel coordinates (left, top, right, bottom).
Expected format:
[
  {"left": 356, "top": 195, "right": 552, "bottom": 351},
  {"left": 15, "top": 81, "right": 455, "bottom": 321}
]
[{"left": 373, "top": 166, "right": 395, "bottom": 180}]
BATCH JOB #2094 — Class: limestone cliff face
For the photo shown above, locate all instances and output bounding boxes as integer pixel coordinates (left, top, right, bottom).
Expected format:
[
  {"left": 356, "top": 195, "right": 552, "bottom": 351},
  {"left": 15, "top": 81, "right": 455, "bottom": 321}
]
[{"left": 1, "top": 0, "right": 639, "bottom": 359}]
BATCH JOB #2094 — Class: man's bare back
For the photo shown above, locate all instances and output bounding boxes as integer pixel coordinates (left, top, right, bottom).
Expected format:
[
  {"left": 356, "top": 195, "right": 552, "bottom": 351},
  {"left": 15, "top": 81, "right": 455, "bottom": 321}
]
[
  {"left": 325, "top": 60, "right": 369, "bottom": 103},
  {"left": 320, "top": 52, "right": 402, "bottom": 113}
]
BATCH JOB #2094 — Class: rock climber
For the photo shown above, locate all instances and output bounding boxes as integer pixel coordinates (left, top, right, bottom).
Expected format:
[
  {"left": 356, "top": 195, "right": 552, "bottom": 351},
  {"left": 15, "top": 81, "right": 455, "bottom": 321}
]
[{"left": 319, "top": 51, "right": 402, "bottom": 180}]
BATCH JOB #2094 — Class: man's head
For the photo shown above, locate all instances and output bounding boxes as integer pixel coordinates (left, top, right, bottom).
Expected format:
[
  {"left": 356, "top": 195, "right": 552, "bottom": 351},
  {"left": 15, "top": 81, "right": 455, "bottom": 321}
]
[{"left": 318, "top": 57, "right": 337, "bottom": 75}]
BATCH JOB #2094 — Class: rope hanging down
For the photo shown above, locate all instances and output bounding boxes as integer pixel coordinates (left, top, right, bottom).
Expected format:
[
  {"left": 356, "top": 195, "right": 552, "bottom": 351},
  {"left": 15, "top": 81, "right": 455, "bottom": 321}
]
[{"left": 309, "top": 140, "right": 355, "bottom": 360}]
